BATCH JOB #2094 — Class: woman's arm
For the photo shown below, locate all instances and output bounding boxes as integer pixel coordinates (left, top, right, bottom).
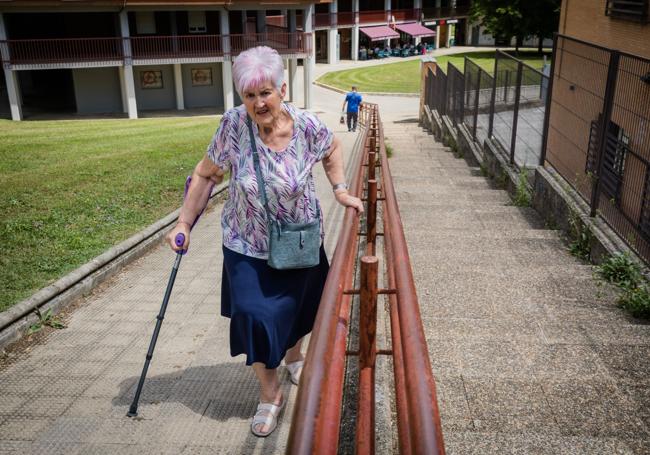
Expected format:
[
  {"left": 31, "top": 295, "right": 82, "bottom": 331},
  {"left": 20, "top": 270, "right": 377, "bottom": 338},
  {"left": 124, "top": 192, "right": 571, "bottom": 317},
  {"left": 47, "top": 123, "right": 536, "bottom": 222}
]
[
  {"left": 322, "top": 136, "right": 364, "bottom": 213},
  {"left": 166, "top": 156, "right": 226, "bottom": 251}
]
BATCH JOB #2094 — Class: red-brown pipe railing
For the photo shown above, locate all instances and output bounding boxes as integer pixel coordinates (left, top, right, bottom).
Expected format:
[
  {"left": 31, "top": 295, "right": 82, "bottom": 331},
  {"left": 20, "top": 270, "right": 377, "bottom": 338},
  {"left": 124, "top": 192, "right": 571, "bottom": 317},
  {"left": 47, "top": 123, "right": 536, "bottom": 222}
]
[
  {"left": 287, "top": 103, "right": 445, "bottom": 454},
  {"left": 286, "top": 110, "right": 368, "bottom": 455},
  {"left": 376, "top": 106, "right": 446, "bottom": 454}
]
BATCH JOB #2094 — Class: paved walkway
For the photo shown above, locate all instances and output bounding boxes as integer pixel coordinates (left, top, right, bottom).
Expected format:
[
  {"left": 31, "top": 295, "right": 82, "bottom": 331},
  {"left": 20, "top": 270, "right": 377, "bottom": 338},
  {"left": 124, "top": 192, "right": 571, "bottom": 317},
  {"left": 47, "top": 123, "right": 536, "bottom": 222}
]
[{"left": 1, "top": 53, "right": 649, "bottom": 454}]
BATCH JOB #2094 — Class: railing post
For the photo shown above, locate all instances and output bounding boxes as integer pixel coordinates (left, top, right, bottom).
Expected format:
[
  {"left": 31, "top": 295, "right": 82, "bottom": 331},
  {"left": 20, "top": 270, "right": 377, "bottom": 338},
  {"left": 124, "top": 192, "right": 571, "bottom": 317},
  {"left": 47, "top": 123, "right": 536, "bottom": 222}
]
[
  {"left": 590, "top": 50, "right": 621, "bottom": 217},
  {"left": 509, "top": 61, "right": 523, "bottom": 165},
  {"left": 473, "top": 68, "right": 481, "bottom": 140},
  {"left": 540, "top": 33, "right": 558, "bottom": 166},
  {"left": 367, "top": 179, "right": 377, "bottom": 256},
  {"left": 488, "top": 55, "right": 498, "bottom": 138},
  {"left": 356, "top": 255, "right": 378, "bottom": 455}
]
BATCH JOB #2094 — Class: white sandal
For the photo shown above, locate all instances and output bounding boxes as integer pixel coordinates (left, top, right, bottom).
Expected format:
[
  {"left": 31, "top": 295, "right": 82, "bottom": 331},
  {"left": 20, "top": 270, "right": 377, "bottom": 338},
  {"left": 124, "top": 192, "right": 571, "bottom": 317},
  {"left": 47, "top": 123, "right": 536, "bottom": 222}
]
[
  {"left": 286, "top": 360, "right": 304, "bottom": 386},
  {"left": 251, "top": 398, "right": 285, "bottom": 437}
]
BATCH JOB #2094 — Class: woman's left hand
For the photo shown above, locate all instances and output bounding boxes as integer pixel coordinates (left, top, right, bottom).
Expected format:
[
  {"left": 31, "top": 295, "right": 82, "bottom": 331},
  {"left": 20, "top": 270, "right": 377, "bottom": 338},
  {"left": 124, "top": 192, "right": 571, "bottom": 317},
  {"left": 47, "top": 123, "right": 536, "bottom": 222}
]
[{"left": 334, "top": 190, "right": 364, "bottom": 213}]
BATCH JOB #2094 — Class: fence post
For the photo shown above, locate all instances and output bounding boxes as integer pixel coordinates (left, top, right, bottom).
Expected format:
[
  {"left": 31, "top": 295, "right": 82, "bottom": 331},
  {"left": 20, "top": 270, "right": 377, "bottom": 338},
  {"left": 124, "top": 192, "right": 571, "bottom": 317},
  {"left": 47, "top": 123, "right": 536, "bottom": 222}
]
[
  {"left": 356, "top": 255, "right": 378, "bottom": 455},
  {"left": 509, "top": 61, "right": 523, "bottom": 165},
  {"left": 488, "top": 56, "right": 497, "bottom": 138},
  {"left": 540, "top": 33, "right": 558, "bottom": 166},
  {"left": 590, "top": 50, "right": 621, "bottom": 217},
  {"left": 473, "top": 68, "right": 481, "bottom": 140}
]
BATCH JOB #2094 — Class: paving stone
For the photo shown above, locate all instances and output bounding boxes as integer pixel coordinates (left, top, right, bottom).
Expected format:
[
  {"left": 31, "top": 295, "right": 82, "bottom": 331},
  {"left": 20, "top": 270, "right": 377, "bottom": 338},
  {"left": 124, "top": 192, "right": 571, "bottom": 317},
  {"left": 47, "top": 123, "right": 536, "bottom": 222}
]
[
  {"left": 542, "top": 379, "right": 648, "bottom": 438},
  {"left": 0, "top": 416, "right": 53, "bottom": 441}
]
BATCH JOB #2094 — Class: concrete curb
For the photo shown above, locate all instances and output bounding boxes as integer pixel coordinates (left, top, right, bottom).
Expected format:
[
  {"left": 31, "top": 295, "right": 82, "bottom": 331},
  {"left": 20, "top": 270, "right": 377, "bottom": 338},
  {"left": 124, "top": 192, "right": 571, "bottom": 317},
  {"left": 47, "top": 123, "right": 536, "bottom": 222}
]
[
  {"left": 0, "top": 181, "right": 228, "bottom": 350},
  {"left": 313, "top": 81, "right": 419, "bottom": 98}
]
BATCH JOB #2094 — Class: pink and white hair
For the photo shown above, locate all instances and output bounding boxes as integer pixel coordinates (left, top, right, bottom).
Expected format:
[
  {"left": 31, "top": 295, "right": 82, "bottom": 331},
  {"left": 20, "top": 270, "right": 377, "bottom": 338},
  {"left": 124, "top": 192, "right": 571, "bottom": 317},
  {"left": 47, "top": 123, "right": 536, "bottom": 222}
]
[{"left": 232, "top": 46, "right": 285, "bottom": 97}]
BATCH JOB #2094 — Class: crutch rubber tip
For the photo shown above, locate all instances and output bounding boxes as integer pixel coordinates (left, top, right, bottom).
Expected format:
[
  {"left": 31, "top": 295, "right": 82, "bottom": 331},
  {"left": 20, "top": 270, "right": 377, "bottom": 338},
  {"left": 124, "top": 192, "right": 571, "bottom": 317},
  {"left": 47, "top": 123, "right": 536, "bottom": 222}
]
[{"left": 126, "top": 410, "right": 138, "bottom": 418}]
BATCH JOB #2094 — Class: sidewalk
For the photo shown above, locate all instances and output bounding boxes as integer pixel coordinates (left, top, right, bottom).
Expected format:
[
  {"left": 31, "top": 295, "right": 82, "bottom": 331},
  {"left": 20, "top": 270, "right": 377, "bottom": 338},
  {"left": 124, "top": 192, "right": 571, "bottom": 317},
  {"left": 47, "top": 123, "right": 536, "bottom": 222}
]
[{"left": 0, "top": 85, "right": 364, "bottom": 454}]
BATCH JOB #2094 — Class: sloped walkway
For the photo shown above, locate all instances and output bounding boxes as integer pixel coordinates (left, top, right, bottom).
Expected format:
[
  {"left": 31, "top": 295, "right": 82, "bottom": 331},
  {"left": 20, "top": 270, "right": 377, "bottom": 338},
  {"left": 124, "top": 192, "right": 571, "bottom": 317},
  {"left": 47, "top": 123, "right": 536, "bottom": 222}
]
[
  {"left": 0, "top": 109, "right": 361, "bottom": 454},
  {"left": 383, "top": 118, "right": 650, "bottom": 454}
]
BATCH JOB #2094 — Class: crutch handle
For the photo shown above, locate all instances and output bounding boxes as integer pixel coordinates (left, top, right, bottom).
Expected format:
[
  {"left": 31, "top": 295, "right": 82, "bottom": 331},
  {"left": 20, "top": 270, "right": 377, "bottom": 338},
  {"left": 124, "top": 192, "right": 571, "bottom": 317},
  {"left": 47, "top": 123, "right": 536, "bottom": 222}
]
[{"left": 175, "top": 233, "right": 185, "bottom": 248}]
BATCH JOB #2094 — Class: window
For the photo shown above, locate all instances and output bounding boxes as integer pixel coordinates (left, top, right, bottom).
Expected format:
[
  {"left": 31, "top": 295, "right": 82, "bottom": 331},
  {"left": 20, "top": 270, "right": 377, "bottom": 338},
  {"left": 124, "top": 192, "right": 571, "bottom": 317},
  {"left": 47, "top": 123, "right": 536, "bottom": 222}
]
[
  {"left": 188, "top": 11, "right": 207, "bottom": 34},
  {"left": 605, "top": 0, "right": 649, "bottom": 22},
  {"left": 586, "top": 117, "right": 628, "bottom": 205},
  {"left": 136, "top": 12, "right": 156, "bottom": 35}
]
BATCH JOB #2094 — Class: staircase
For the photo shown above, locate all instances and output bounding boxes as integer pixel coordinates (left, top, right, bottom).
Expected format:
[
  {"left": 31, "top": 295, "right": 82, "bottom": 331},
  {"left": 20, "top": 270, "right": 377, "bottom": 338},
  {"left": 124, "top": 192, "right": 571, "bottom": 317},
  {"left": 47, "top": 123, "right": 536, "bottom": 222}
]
[{"left": 382, "top": 118, "right": 650, "bottom": 453}]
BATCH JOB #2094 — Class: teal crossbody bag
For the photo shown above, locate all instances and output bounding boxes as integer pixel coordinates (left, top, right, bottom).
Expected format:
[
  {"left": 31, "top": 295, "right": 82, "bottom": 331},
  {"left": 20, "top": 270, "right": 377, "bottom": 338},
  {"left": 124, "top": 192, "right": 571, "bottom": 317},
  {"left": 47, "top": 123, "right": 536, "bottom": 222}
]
[{"left": 247, "top": 116, "right": 321, "bottom": 270}]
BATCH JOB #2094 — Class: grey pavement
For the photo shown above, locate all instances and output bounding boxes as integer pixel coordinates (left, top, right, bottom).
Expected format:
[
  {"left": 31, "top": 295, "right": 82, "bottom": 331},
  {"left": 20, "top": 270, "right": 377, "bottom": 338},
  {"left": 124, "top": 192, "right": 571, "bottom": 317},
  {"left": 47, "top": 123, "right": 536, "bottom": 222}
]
[{"left": 1, "top": 52, "right": 649, "bottom": 454}]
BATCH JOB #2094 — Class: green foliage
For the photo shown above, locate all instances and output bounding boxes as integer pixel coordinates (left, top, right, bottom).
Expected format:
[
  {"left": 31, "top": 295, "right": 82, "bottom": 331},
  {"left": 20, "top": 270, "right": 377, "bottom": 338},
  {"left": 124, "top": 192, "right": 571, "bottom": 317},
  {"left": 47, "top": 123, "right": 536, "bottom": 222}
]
[
  {"left": 385, "top": 143, "right": 394, "bottom": 158},
  {"left": 0, "top": 116, "right": 219, "bottom": 311},
  {"left": 495, "top": 171, "right": 509, "bottom": 189},
  {"left": 619, "top": 287, "right": 650, "bottom": 319},
  {"left": 567, "top": 210, "right": 592, "bottom": 261},
  {"left": 470, "top": 0, "right": 561, "bottom": 52},
  {"left": 596, "top": 253, "right": 643, "bottom": 289},
  {"left": 596, "top": 253, "right": 650, "bottom": 318},
  {"left": 512, "top": 171, "right": 531, "bottom": 207},
  {"left": 27, "top": 308, "right": 66, "bottom": 335}
]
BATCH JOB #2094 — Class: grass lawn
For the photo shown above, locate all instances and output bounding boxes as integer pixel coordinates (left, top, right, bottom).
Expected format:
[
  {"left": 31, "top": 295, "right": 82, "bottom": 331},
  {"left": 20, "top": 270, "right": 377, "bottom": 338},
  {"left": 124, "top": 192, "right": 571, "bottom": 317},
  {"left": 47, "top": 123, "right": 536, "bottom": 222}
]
[
  {"left": 317, "top": 50, "right": 551, "bottom": 94},
  {"left": 0, "top": 115, "right": 220, "bottom": 312}
]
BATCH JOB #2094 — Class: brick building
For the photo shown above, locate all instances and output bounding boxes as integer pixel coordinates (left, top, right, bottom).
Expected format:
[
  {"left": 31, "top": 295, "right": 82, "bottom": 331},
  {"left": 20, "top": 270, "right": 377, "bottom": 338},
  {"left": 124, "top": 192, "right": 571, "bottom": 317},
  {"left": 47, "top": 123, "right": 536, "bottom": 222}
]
[{"left": 545, "top": 0, "right": 650, "bottom": 261}]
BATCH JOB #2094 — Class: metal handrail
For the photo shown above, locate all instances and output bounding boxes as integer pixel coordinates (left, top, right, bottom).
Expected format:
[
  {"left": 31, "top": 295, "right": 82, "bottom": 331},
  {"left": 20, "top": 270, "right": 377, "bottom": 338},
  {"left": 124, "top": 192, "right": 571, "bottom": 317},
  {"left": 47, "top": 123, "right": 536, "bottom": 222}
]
[{"left": 287, "top": 103, "right": 445, "bottom": 454}]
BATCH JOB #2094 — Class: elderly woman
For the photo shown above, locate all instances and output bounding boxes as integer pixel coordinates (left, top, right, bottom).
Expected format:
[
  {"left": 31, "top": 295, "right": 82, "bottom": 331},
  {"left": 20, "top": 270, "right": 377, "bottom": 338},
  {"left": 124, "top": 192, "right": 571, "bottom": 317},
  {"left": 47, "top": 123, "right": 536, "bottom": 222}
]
[{"left": 166, "top": 46, "right": 363, "bottom": 437}]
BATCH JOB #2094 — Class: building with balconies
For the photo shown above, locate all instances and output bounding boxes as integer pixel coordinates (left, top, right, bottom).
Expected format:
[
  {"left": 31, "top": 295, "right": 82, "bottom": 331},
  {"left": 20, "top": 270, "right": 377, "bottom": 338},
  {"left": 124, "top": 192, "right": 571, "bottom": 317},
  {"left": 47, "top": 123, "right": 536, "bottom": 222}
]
[{"left": 0, "top": 0, "right": 473, "bottom": 120}]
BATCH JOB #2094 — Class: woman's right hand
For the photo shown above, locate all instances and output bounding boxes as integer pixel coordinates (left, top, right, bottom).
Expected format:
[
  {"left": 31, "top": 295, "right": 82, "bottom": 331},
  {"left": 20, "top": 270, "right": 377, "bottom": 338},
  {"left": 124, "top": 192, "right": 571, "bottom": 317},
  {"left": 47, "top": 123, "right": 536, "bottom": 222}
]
[{"left": 167, "top": 222, "right": 190, "bottom": 252}]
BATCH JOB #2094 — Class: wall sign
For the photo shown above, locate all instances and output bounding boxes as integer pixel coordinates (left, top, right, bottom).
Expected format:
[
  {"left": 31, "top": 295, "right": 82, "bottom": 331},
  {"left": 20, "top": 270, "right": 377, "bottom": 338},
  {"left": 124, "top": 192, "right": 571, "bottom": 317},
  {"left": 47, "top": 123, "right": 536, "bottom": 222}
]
[
  {"left": 191, "top": 68, "right": 213, "bottom": 86},
  {"left": 141, "top": 70, "right": 163, "bottom": 89}
]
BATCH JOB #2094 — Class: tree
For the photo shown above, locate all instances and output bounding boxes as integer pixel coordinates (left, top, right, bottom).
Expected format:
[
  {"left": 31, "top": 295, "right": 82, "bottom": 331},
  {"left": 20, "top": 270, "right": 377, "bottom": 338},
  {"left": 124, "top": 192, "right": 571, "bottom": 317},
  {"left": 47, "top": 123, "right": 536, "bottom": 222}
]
[{"left": 470, "top": 0, "right": 560, "bottom": 54}]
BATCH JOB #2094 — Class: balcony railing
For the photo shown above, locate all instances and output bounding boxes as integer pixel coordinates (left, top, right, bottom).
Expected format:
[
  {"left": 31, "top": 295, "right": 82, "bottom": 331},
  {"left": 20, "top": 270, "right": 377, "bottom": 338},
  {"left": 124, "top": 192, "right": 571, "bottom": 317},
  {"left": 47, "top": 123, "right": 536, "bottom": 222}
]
[
  {"left": 130, "top": 35, "right": 223, "bottom": 60},
  {"left": 391, "top": 8, "right": 421, "bottom": 22},
  {"left": 358, "top": 10, "right": 391, "bottom": 24},
  {"left": 1, "top": 37, "right": 123, "bottom": 65},
  {"left": 421, "top": 5, "right": 471, "bottom": 20},
  {"left": 0, "top": 32, "right": 311, "bottom": 66}
]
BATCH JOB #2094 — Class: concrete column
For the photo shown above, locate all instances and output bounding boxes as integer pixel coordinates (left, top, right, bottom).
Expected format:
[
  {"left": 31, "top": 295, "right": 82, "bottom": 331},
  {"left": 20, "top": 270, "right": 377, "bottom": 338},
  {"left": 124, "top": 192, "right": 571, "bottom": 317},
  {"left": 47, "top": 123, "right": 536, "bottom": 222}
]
[
  {"left": 256, "top": 10, "right": 266, "bottom": 33},
  {"left": 435, "top": 24, "right": 440, "bottom": 49},
  {"left": 174, "top": 64, "right": 184, "bottom": 110},
  {"left": 303, "top": 4, "right": 314, "bottom": 109},
  {"left": 280, "top": 9, "right": 288, "bottom": 27},
  {"left": 220, "top": 10, "right": 234, "bottom": 111},
  {"left": 0, "top": 13, "right": 22, "bottom": 121},
  {"left": 119, "top": 10, "right": 137, "bottom": 119},
  {"left": 352, "top": 0, "right": 359, "bottom": 61},
  {"left": 288, "top": 59, "right": 298, "bottom": 102},
  {"left": 327, "top": 0, "right": 338, "bottom": 64},
  {"left": 122, "top": 66, "right": 138, "bottom": 119},
  {"left": 466, "top": 20, "right": 473, "bottom": 46},
  {"left": 385, "top": 0, "right": 391, "bottom": 23}
]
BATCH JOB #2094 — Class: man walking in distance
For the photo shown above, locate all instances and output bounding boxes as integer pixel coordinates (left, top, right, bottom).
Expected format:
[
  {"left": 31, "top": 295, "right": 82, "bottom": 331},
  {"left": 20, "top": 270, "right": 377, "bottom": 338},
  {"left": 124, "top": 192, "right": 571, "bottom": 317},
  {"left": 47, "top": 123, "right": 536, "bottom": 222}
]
[{"left": 342, "top": 86, "right": 362, "bottom": 132}]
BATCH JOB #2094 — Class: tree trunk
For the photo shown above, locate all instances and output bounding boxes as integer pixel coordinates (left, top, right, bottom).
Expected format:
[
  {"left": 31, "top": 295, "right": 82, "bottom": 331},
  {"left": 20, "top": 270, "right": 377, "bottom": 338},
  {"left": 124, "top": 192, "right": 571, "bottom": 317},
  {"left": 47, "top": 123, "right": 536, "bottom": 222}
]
[{"left": 538, "top": 35, "right": 544, "bottom": 54}]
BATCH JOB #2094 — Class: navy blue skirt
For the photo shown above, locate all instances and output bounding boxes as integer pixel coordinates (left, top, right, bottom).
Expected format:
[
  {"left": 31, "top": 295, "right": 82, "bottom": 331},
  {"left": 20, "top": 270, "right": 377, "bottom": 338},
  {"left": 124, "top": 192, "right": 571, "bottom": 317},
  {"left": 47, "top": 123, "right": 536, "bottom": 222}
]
[{"left": 221, "top": 244, "right": 329, "bottom": 369}]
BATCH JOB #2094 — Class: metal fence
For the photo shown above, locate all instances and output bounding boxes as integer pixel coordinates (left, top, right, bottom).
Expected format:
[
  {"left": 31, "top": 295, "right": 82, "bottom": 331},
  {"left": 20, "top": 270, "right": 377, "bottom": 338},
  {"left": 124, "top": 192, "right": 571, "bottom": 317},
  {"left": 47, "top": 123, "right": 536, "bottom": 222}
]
[
  {"left": 463, "top": 57, "right": 494, "bottom": 146},
  {"left": 423, "top": 50, "right": 549, "bottom": 169},
  {"left": 545, "top": 34, "right": 650, "bottom": 264}
]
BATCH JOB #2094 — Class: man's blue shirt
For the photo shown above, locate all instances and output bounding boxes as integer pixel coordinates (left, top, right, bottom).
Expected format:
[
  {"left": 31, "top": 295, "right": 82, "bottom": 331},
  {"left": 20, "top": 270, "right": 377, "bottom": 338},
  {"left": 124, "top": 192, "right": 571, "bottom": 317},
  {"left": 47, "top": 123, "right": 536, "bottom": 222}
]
[{"left": 345, "top": 92, "right": 362, "bottom": 113}]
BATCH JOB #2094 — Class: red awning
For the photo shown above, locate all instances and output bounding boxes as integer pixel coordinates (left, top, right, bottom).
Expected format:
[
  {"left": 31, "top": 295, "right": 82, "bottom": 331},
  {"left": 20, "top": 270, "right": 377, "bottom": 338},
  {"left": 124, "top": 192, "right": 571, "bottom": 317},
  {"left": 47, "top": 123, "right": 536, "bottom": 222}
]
[
  {"left": 394, "top": 22, "right": 436, "bottom": 38},
  {"left": 359, "top": 25, "right": 400, "bottom": 41}
]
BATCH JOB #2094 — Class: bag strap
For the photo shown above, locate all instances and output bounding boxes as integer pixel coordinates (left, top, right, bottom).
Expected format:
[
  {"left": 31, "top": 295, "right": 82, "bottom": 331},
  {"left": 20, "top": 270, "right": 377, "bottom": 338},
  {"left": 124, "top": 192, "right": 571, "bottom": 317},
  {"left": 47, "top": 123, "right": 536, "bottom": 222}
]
[
  {"left": 247, "top": 115, "right": 270, "bottom": 215},
  {"left": 246, "top": 113, "right": 319, "bottom": 221}
]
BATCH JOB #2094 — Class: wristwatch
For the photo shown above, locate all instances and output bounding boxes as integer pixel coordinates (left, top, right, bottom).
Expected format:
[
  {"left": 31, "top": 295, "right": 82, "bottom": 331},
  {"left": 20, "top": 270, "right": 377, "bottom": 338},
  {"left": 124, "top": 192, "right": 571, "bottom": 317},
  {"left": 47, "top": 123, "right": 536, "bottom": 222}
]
[{"left": 332, "top": 182, "right": 348, "bottom": 192}]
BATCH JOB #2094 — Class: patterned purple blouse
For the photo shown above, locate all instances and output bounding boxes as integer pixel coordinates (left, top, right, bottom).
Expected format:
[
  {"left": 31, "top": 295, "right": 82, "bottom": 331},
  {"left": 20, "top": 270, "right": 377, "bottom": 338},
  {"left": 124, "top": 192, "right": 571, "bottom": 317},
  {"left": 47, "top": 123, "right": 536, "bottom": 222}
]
[{"left": 207, "top": 103, "right": 334, "bottom": 259}]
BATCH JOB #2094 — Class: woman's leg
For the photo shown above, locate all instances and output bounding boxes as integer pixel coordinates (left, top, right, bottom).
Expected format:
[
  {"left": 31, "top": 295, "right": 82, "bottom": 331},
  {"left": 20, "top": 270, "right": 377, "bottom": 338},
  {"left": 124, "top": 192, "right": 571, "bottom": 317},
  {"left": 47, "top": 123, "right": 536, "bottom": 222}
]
[
  {"left": 252, "top": 363, "right": 283, "bottom": 434},
  {"left": 285, "top": 337, "right": 304, "bottom": 363}
]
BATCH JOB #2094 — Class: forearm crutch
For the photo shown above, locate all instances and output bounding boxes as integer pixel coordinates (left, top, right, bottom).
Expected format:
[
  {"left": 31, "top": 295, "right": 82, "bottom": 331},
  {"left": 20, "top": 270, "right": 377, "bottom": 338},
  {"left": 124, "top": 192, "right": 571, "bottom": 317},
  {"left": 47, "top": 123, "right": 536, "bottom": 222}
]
[{"left": 127, "top": 177, "right": 213, "bottom": 418}]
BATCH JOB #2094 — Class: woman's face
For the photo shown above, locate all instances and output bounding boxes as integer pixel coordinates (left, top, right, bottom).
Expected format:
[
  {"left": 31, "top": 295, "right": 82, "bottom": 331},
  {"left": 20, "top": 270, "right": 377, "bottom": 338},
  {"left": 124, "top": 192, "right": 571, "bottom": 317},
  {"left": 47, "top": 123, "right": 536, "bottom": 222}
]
[{"left": 242, "top": 81, "right": 287, "bottom": 127}]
